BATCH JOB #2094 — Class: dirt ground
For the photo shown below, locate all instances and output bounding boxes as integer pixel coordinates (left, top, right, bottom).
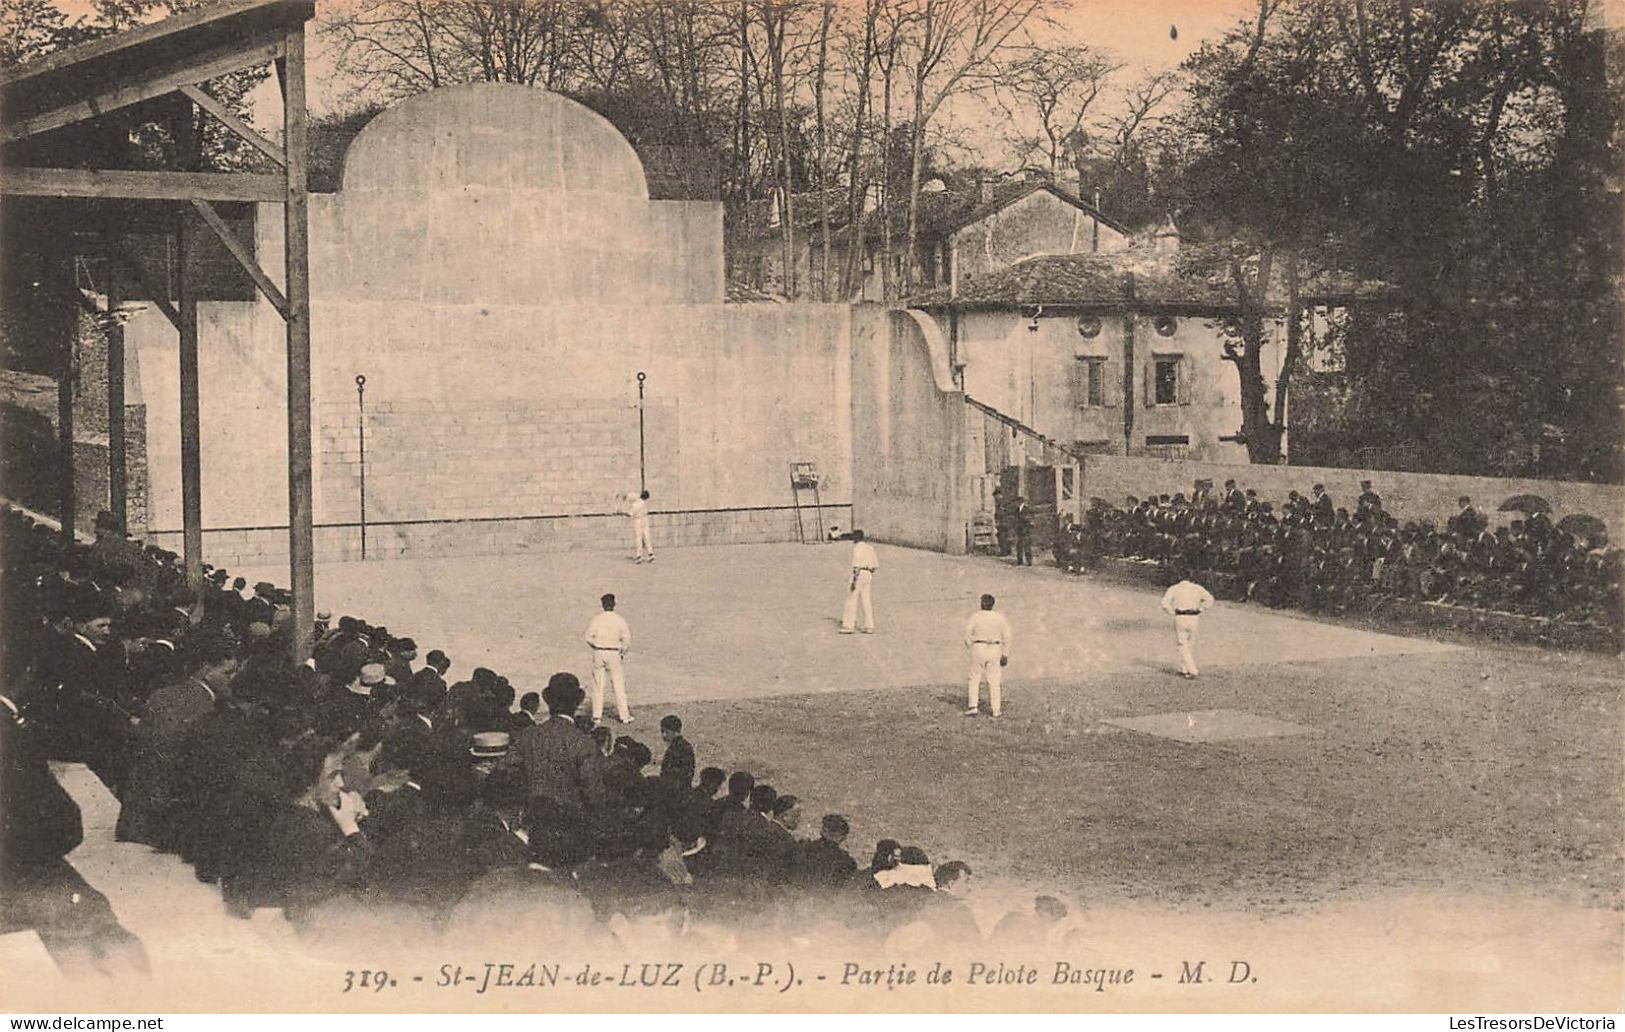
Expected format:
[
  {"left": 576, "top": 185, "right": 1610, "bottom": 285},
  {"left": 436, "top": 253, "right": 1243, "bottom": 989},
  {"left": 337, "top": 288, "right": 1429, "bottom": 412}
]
[{"left": 679, "top": 641, "right": 1622, "bottom": 915}]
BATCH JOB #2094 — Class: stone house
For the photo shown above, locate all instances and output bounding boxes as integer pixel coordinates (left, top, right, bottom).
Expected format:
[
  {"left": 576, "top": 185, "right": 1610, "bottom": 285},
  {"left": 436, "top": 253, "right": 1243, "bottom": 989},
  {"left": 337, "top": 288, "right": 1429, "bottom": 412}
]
[
  {"left": 909, "top": 225, "right": 1367, "bottom": 466},
  {"left": 735, "top": 174, "right": 1130, "bottom": 301}
]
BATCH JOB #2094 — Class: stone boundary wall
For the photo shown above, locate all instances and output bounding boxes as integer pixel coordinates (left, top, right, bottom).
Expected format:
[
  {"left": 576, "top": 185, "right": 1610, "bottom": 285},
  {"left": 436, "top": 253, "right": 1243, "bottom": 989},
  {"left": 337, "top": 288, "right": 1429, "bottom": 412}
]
[
  {"left": 2, "top": 404, "right": 113, "bottom": 536},
  {"left": 1081, "top": 454, "right": 1625, "bottom": 539},
  {"left": 850, "top": 306, "right": 969, "bottom": 554},
  {"left": 146, "top": 503, "right": 854, "bottom": 569},
  {"left": 123, "top": 403, "right": 149, "bottom": 536}
]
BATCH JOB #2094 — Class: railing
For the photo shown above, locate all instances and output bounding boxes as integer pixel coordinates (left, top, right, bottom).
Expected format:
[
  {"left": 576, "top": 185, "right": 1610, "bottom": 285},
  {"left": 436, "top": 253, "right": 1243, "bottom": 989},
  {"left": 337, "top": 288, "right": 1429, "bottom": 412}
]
[{"left": 964, "top": 394, "right": 1088, "bottom": 466}]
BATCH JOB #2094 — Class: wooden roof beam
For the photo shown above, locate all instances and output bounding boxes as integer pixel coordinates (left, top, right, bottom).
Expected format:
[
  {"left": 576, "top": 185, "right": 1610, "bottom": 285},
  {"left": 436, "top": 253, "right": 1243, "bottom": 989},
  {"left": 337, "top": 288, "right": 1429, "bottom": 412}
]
[
  {"left": 1, "top": 34, "right": 284, "bottom": 144},
  {"left": 3, "top": 167, "right": 284, "bottom": 202}
]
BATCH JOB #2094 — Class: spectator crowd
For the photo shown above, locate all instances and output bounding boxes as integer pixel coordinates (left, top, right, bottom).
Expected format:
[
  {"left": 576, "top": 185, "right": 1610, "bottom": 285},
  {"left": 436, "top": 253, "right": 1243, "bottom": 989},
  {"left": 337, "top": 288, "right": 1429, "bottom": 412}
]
[
  {"left": 1, "top": 504, "right": 1071, "bottom": 975},
  {"left": 1052, "top": 480, "right": 1622, "bottom": 633}
]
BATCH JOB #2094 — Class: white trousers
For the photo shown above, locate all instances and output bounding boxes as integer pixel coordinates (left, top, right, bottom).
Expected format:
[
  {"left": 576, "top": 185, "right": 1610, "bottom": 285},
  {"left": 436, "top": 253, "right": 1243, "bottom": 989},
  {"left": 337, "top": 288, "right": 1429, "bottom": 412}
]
[
  {"left": 841, "top": 569, "right": 874, "bottom": 630},
  {"left": 1173, "top": 614, "right": 1200, "bottom": 675},
  {"left": 590, "top": 648, "right": 630, "bottom": 721},
  {"left": 967, "top": 642, "right": 1004, "bottom": 714},
  {"left": 633, "top": 517, "right": 652, "bottom": 559}
]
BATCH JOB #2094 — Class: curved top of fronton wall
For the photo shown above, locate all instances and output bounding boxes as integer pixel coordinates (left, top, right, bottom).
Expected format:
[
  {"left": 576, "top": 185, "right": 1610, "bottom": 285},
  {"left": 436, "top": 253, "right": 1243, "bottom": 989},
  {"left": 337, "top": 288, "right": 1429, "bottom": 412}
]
[{"left": 340, "top": 83, "right": 650, "bottom": 199}]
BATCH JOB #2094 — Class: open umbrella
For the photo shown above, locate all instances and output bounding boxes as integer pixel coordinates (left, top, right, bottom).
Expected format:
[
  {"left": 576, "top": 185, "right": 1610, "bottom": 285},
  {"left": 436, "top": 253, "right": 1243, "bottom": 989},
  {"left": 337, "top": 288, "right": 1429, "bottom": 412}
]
[
  {"left": 1556, "top": 513, "right": 1608, "bottom": 544},
  {"left": 1498, "top": 493, "right": 1551, "bottom": 514}
]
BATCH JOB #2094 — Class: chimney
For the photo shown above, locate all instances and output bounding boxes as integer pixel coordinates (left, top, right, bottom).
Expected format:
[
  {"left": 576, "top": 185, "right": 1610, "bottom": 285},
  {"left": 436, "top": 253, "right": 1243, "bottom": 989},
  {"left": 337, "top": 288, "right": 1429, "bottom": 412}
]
[{"left": 978, "top": 175, "right": 996, "bottom": 204}]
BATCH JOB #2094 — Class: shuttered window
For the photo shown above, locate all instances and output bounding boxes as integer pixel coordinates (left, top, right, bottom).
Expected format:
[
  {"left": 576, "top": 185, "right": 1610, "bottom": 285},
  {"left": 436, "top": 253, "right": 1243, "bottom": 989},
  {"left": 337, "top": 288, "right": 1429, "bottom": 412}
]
[
  {"left": 1073, "top": 356, "right": 1107, "bottom": 408},
  {"left": 1148, "top": 354, "right": 1192, "bottom": 407}
]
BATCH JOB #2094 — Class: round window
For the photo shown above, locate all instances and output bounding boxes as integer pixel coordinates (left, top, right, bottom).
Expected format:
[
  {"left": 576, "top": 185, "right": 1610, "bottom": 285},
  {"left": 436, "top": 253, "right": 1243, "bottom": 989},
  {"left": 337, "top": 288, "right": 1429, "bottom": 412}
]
[
  {"left": 1153, "top": 316, "right": 1178, "bottom": 337},
  {"left": 1076, "top": 315, "right": 1102, "bottom": 339}
]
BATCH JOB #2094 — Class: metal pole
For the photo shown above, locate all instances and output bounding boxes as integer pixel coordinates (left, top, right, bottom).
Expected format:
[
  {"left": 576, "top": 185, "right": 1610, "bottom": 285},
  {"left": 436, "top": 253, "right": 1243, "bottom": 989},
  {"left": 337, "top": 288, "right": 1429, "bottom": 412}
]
[
  {"left": 356, "top": 374, "right": 367, "bottom": 560},
  {"left": 636, "top": 371, "right": 647, "bottom": 494}
]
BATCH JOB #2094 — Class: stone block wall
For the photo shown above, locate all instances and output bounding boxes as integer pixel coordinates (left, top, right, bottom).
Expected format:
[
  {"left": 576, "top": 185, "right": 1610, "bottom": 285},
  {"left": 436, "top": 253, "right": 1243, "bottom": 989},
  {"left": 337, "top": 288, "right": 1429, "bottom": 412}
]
[
  {"left": 146, "top": 503, "right": 853, "bottom": 569},
  {"left": 317, "top": 396, "right": 680, "bottom": 528},
  {"left": 1, "top": 392, "right": 146, "bottom": 537},
  {"left": 123, "top": 403, "right": 149, "bottom": 535}
]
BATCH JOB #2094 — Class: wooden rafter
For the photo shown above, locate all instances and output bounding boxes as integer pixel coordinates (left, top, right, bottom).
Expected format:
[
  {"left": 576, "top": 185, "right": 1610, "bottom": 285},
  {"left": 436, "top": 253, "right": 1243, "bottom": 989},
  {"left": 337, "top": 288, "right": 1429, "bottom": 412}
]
[
  {"left": 1, "top": 35, "right": 285, "bottom": 144},
  {"left": 189, "top": 198, "right": 288, "bottom": 316}
]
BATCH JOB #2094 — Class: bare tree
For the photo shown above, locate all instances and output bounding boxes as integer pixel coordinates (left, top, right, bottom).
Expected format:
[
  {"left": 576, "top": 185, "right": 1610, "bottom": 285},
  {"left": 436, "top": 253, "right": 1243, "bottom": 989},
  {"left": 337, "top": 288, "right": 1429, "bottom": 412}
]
[
  {"left": 1000, "top": 42, "right": 1119, "bottom": 175},
  {"left": 874, "top": 0, "right": 911, "bottom": 299},
  {"left": 571, "top": 0, "right": 640, "bottom": 91},
  {"left": 1103, "top": 70, "right": 1177, "bottom": 168},
  {"left": 325, "top": 0, "right": 464, "bottom": 99},
  {"left": 813, "top": 0, "right": 835, "bottom": 299},
  {"left": 627, "top": 0, "right": 732, "bottom": 143},
  {"left": 836, "top": 0, "right": 883, "bottom": 298},
  {"left": 741, "top": 1, "right": 795, "bottom": 296},
  {"left": 897, "top": 0, "right": 1047, "bottom": 295},
  {"left": 448, "top": 0, "right": 579, "bottom": 87}
]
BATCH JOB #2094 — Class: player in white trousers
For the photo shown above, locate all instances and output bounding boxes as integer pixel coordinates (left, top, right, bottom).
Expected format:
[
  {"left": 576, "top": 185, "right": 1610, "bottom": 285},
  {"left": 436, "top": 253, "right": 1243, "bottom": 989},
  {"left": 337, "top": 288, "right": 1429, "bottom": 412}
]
[
  {"left": 585, "top": 593, "right": 633, "bottom": 722},
  {"left": 1159, "top": 576, "right": 1215, "bottom": 678},
  {"left": 964, "top": 593, "right": 1012, "bottom": 717},
  {"left": 839, "top": 530, "right": 879, "bottom": 634},
  {"left": 629, "top": 490, "right": 654, "bottom": 563}
]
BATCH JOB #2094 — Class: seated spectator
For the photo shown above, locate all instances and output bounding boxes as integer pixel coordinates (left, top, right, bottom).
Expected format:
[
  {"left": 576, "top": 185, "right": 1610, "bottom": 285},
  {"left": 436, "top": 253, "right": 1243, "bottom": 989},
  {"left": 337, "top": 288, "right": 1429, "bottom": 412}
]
[
  {"left": 511, "top": 691, "right": 541, "bottom": 730},
  {"left": 863, "top": 838, "right": 902, "bottom": 888},
  {"left": 658, "top": 714, "right": 695, "bottom": 787},
  {"left": 235, "top": 737, "right": 372, "bottom": 932},
  {"left": 709, "top": 783, "right": 795, "bottom": 883},
  {"left": 115, "top": 629, "right": 237, "bottom": 847},
  {"left": 874, "top": 844, "right": 935, "bottom": 889},
  {"left": 318, "top": 663, "right": 390, "bottom": 738},
  {"left": 793, "top": 814, "right": 857, "bottom": 889},
  {"left": 770, "top": 793, "right": 802, "bottom": 833},
  {"left": 693, "top": 766, "right": 727, "bottom": 807},
  {"left": 990, "top": 894, "right": 1069, "bottom": 948},
  {"left": 923, "top": 860, "right": 981, "bottom": 948}
]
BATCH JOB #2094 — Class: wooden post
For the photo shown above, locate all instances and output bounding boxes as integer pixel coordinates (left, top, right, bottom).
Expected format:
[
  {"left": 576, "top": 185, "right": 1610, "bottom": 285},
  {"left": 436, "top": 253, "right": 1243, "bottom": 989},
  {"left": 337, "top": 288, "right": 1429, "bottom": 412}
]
[
  {"left": 56, "top": 258, "right": 76, "bottom": 548},
  {"left": 107, "top": 267, "right": 127, "bottom": 532},
  {"left": 281, "top": 26, "right": 315, "bottom": 665},
  {"left": 176, "top": 98, "right": 204, "bottom": 594},
  {"left": 177, "top": 212, "right": 203, "bottom": 593}
]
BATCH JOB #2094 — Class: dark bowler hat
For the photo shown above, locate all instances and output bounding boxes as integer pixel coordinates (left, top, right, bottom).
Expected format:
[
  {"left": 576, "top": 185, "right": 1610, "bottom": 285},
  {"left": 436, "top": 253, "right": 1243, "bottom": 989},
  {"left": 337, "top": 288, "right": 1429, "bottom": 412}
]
[{"left": 542, "top": 672, "right": 584, "bottom": 713}]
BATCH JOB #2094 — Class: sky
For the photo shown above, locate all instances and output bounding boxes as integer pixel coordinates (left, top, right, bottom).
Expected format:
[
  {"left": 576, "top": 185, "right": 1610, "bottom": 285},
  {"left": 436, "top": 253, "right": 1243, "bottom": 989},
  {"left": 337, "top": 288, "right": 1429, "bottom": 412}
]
[
  {"left": 942, "top": 0, "right": 1258, "bottom": 168},
  {"left": 1049, "top": 0, "right": 1256, "bottom": 72}
]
